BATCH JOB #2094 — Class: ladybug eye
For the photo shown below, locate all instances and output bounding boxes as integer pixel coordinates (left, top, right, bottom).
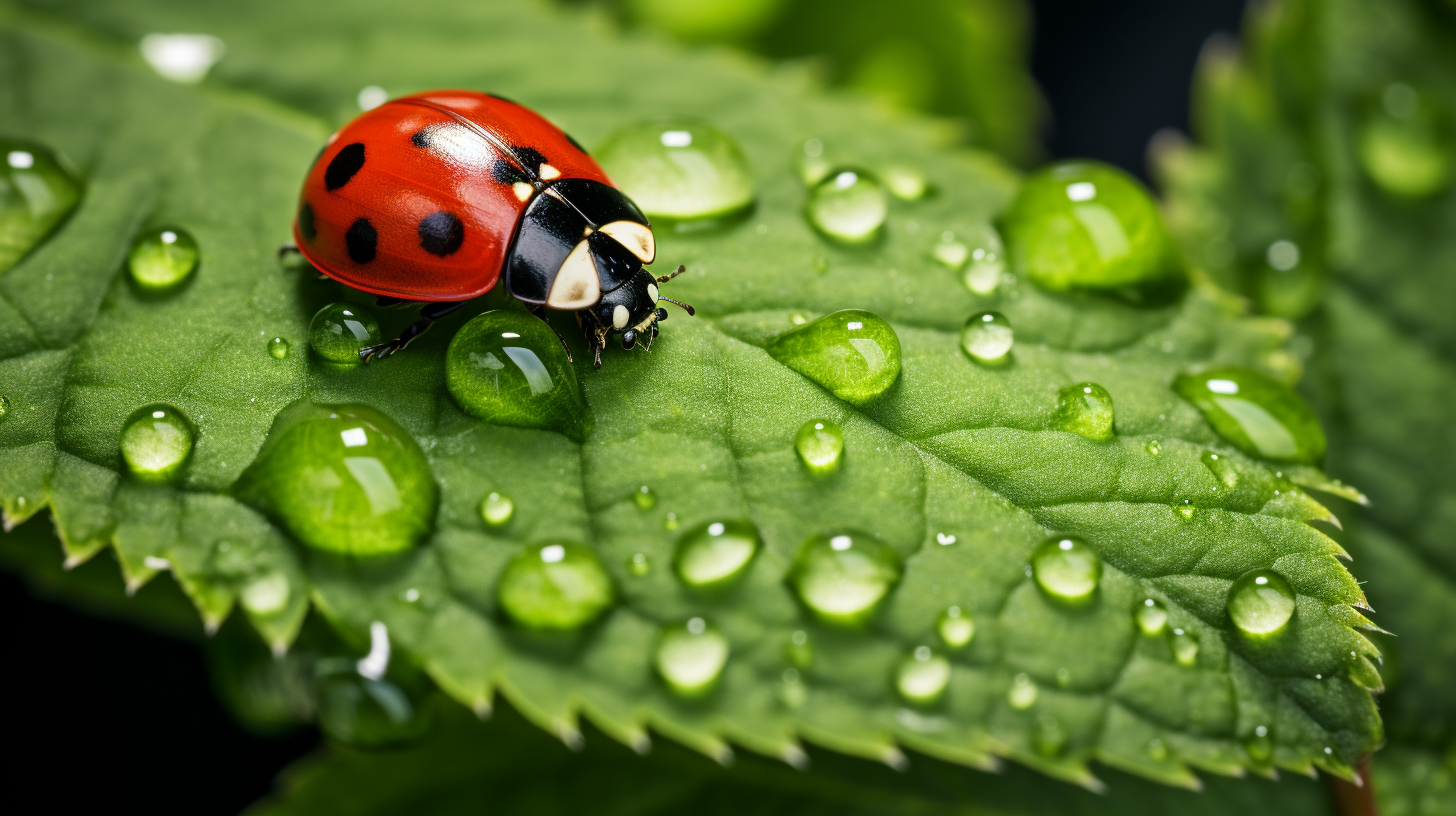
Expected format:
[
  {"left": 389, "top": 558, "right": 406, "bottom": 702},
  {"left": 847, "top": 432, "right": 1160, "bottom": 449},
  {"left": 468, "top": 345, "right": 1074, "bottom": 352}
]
[
  {"left": 621, "top": 330, "right": 638, "bottom": 350},
  {"left": 598, "top": 220, "right": 655, "bottom": 264}
]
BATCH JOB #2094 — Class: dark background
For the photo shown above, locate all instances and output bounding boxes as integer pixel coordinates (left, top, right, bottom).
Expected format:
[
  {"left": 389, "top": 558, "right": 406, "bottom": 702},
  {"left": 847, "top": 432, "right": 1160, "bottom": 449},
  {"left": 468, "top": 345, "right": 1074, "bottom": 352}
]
[{"left": 2, "top": 1, "right": 1246, "bottom": 813}]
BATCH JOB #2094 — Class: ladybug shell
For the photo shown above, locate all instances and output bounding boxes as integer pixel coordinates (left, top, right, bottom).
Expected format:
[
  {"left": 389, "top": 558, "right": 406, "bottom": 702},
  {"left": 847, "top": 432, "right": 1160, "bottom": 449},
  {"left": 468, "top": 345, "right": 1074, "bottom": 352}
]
[{"left": 293, "top": 91, "right": 613, "bottom": 302}]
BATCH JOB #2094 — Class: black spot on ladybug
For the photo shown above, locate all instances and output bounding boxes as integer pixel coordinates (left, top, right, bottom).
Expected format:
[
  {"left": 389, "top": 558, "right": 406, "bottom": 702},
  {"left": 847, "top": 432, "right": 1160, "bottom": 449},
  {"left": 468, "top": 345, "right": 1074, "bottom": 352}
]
[
  {"left": 346, "top": 218, "right": 377, "bottom": 263},
  {"left": 298, "top": 202, "right": 317, "bottom": 242},
  {"left": 564, "top": 132, "right": 589, "bottom": 156},
  {"left": 325, "top": 143, "right": 366, "bottom": 191},
  {"left": 514, "top": 146, "right": 548, "bottom": 174},
  {"left": 418, "top": 211, "right": 464, "bottom": 256},
  {"left": 491, "top": 146, "right": 549, "bottom": 184},
  {"left": 490, "top": 158, "right": 526, "bottom": 185},
  {"left": 411, "top": 129, "right": 432, "bottom": 149}
]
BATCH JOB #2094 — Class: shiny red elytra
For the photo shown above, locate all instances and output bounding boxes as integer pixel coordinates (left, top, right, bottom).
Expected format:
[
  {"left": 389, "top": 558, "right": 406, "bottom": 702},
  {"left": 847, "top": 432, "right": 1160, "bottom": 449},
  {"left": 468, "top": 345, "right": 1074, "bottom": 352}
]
[{"left": 291, "top": 90, "right": 691, "bottom": 366}]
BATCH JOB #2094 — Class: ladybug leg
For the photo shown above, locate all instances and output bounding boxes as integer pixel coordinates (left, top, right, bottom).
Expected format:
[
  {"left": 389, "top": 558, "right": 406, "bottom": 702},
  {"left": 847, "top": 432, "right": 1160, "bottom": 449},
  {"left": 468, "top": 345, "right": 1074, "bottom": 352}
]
[
  {"left": 277, "top": 243, "right": 300, "bottom": 258},
  {"left": 359, "top": 300, "right": 467, "bottom": 364},
  {"left": 529, "top": 306, "right": 575, "bottom": 363}
]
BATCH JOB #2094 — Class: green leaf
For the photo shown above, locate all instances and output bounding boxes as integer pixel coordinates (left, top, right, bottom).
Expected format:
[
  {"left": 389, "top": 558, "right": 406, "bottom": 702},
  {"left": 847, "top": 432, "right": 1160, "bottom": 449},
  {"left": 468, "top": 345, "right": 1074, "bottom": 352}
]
[{"left": 0, "top": 0, "right": 1379, "bottom": 787}]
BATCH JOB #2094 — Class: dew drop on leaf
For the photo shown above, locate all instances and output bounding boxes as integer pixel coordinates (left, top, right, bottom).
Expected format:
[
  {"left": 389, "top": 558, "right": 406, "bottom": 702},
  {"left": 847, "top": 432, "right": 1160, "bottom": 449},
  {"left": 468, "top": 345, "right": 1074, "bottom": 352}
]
[
  {"left": 1135, "top": 598, "right": 1168, "bottom": 636},
  {"left": 895, "top": 646, "right": 950, "bottom": 705},
  {"left": 779, "top": 667, "right": 807, "bottom": 708},
  {"left": 794, "top": 138, "right": 831, "bottom": 186},
  {"left": 0, "top": 138, "right": 82, "bottom": 274},
  {"left": 0, "top": 395, "right": 10, "bottom": 419},
  {"left": 788, "top": 532, "right": 902, "bottom": 625},
  {"left": 1174, "top": 367, "right": 1327, "bottom": 464},
  {"left": 120, "top": 403, "right": 194, "bottom": 483},
  {"left": 1245, "top": 725, "right": 1274, "bottom": 765},
  {"left": 268, "top": 337, "right": 290, "bottom": 359},
  {"left": 239, "top": 571, "right": 291, "bottom": 616},
  {"left": 1227, "top": 569, "right": 1297, "bottom": 637},
  {"left": 595, "top": 119, "right": 754, "bottom": 221},
  {"left": 1356, "top": 83, "right": 1452, "bottom": 198},
  {"left": 931, "top": 239, "right": 969, "bottom": 271},
  {"left": 785, "top": 629, "right": 813, "bottom": 668},
  {"left": 316, "top": 653, "right": 433, "bottom": 748},
  {"left": 1147, "top": 738, "right": 1169, "bottom": 762},
  {"left": 937, "top": 605, "right": 975, "bottom": 649},
  {"left": 662, "top": 512, "right": 680, "bottom": 531},
  {"left": 1052, "top": 382, "right": 1115, "bottom": 440},
  {"left": 631, "top": 485, "right": 657, "bottom": 510},
  {"left": 882, "top": 163, "right": 928, "bottom": 201},
  {"left": 1008, "top": 672, "right": 1038, "bottom": 709},
  {"left": 479, "top": 491, "right": 514, "bottom": 529},
  {"left": 309, "top": 302, "right": 381, "bottom": 365},
  {"left": 495, "top": 541, "right": 615, "bottom": 631},
  {"left": 1200, "top": 450, "right": 1240, "bottom": 489},
  {"left": 1031, "top": 536, "right": 1101, "bottom": 603},
  {"left": 127, "top": 226, "right": 199, "bottom": 290},
  {"left": 674, "top": 519, "right": 761, "bottom": 589},
  {"left": 959, "top": 226, "right": 1006, "bottom": 296},
  {"left": 960, "top": 311, "right": 1013, "bottom": 365},
  {"left": 1033, "top": 713, "right": 1067, "bottom": 757},
  {"left": 1144, "top": 438, "right": 1162, "bottom": 456},
  {"left": 1171, "top": 627, "right": 1200, "bottom": 666},
  {"left": 626, "top": 552, "right": 651, "bottom": 576},
  {"left": 766, "top": 309, "right": 901, "bottom": 404},
  {"left": 445, "top": 309, "right": 589, "bottom": 440},
  {"left": 794, "top": 418, "right": 844, "bottom": 475},
  {"left": 805, "top": 169, "right": 887, "bottom": 244},
  {"left": 655, "top": 617, "right": 730, "bottom": 697}
]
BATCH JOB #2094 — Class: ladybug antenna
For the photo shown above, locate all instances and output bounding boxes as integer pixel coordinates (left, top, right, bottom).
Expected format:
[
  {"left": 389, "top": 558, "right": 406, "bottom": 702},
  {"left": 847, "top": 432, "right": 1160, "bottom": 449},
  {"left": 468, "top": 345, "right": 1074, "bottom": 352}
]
[
  {"left": 659, "top": 296, "right": 695, "bottom": 316},
  {"left": 655, "top": 264, "right": 687, "bottom": 285}
]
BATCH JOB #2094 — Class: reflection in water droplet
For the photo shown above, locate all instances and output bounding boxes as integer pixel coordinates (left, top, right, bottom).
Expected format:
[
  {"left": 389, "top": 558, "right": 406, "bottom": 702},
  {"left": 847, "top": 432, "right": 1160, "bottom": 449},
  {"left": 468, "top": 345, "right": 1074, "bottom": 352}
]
[
  {"left": 127, "top": 226, "right": 199, "bottom": 290},
  {"left": 1031, "top": 536, "right": 1102, "bottom": 603},
  {"left": 1052, "top": 382, "right": 1115, "bottom": 440},
  {"left": 0, "top": 138, "right": 83, "bottom": 274},
  {"left": 1135, "top": 598, "right": 1168, "bottom": 636},
  {"left": 795, "top": 418, "right": 844, "bottom": 475},
  {"left": 479, "top": 492, "right": 514, "bottom": 528},
  {"left": 1200, "top": 450, "right": 1240, "bottom": 489},
  {"left": 788, "top": 532, "right": 902, "bottom": 625},
  {"left": 268, "top": 337, "right": 290, "bottom": 359},
  {"left": 120, "top": 404, "right": 194, "bottom": 483},
  {"left": 1245, "top": 725, "right": 1274, "bottom": 764},
  {"left": 1008, "top": 673, "right": 1038, "bottom": 709},
  {"left": 960, "top": 311, "right": 1013, "bottom": 365},
  {"left": 1171, "top": 628, "right": 1200, "bottom": 666},
  {"left": 627, "top": 552, "right": 651, "bottom": 576},
  {"left": 785, "top": 629, "right": 813, "bottom": 668},
  {"left": 1357, "top": 83, "right": 1452, "bottom": 198},
  {"left": 674, "top": 520, "right": 761, "bottom": 589},
  {"left": 632, "top": 485, "right": 657, "bottom": 510},
  {"left": 446, "top": 310, "right": 589, "bottom": 440},
  {"left": 655, "top": 617, "right": 729, "bottom": 697},
  {"left": 310, "top": 303, "right": 381, "bottom": 365},
  {"left": 805, "top": 169, "right": 887, "bottom": 244},
  {"left": 496, "top": 541, "right": 615, "bottom": 631},
  {"left": 938, "top": 606, "right": 975, "bottom": 649},
  {"left": 895, "top": 647, "right": 950, "bottom": 704},
  {"left": 1175, "top": 368, "right": 1327, "bottom": 464},
  {"left": 766, "top": 310, "right": 901, "bottom": 404},
  {"left": 1227, "top": 569, "right": 1296, "bottom": 636},
  {"left": 595, "top": 119, "right": 754, "bottom": 221},
  {"left": 237, "top": 401, "right": 437, "bottom": 556}
]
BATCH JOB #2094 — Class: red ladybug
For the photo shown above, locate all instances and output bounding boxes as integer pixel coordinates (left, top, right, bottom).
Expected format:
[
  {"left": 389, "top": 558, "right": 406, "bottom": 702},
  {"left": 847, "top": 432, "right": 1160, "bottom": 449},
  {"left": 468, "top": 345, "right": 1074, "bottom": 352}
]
[{"left": 289, "top": 90, "right": 692, "bottom": 366}]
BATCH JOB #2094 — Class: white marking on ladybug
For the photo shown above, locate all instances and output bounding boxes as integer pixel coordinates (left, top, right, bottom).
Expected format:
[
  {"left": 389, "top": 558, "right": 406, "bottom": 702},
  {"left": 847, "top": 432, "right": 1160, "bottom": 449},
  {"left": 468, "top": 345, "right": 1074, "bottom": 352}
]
[
  {"left": 612, "top": 304, "right": 629, "bottom": 329},
  {"left": 599, "top": 220, "right": 655, "bottom": 264},
  {"left": 513, "top": 182, "right": 534, "bottom": 201},
  {"left": 647, "top": 283, "right": 659, "bottom": 302},
  {"left": 539, "top": 163, "right": 561, "bottom": 180},
  {"left": 547, "top": 240, "right": 601, "bottom": 309}
]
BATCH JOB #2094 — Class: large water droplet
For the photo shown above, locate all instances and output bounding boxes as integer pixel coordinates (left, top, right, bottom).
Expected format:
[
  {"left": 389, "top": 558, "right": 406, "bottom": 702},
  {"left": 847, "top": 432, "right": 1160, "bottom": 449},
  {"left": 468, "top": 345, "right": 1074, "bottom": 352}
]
[
  {"left": 1052, "top": 382, "right": 1115, "bottom": 440},
  {"left": 479, "top": 491, "right": 514, "bottom": 528},
  {"left": 1357, "top": 83, "right": 1452, "bottom": 198},
  {"left": 496, "top": 541, "right": 615, "bottom": 631},
  {"left": 268, "top": 337, "right": 290, "bottom": 359},
  {"left": 1002, "top": 161, "right": 1182, "bottom": 292},
  {"left": 674, "top": 520, "right": 761, "bottom": 589},
  {"left": 1135, "top": 598, "right": 1168, "bottom": 636},
  {"left": 938, "top": 605, "right": 975, "bottom": 649},
  {"left": 766, "top": 310, "right": 901, "bottom": 404},
  {"left": 1031, "top": 536, "right": 1102, "bottom": 603},
  {"left": 595, "top": 119, "right": 754, "bottom": 222},
  {"left": 1174, "top": 367, "right": 1326, "bottom": 464},
  {"left": 127, "top": 226, "right": 198, "bottom": 290},
  {"left": 805, "top": 169, "right": 887, "bottom": 244},
  {"left": 1227, "top": 569, "right": 1296, "bottom": 637},
  {"left": 655, "top": 617, "right": 730, "bottom": 697},
  {"left": 960, "top": 311, "right": 1013, "bottom": 365},
  {"left": 895, "top": 646, "right": 950, "bottom": 705},
  {"left": 1008, "top": 672, "right": 1038, "bottom": 709},
  {"left": 238, "top": 401, "right": 437, "bottom": 556},
  {"left": 309, "top": 303, "right": 381, "bottom": 365},
  {"left": 445, "top": 309, "right": 588, "bottom": 440},
  {"left": 0, "top": 139, "right": 83, "bottom": 274},
  {"left": 120, "top": 404, "right": 194, "bottom": 483},
  {"left": 787, "top": 532, "right": 902, "bottom": 625},
  {"left": 795, "top": 418, "right": 844, "bottom": 475}
]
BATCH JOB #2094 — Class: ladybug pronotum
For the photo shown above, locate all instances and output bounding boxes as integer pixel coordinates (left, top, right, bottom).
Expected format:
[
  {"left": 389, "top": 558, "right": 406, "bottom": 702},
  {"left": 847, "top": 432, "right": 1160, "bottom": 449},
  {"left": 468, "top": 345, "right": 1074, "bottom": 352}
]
[{"left": 288, "top": 90, "right": 693, "bottom": 367}]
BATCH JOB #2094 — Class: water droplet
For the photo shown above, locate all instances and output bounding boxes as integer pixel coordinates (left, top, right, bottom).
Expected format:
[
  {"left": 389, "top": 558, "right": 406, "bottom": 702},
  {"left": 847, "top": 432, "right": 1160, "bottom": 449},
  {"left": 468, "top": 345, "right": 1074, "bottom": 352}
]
[
  {"left": 238, "top": 401, "right": 437, "bottom": 555},
  {"left": 785, "top": 629, "right": 814, "bottom": 668},
  {"left": 1055, "top": 667, "right": 1073, "bottom": 688},
  {"left": 937, "top": 606, "right": 975, "bottom": 649},
  {"left": 1176, "top": 501, "right": 1196, "bottom": 520},
  {"left": 0, "top": 395, "right": 10, "bottom": 419},
  {"left": 357, "top": 85, "right": 388, "bottom": 110},
  {"left": 316, "top": 656, "right": 433, "bottom": 748},
  {"left": 496, "top": 541, "right": 614, "bottom": 631},
  {"left": 120, "top": 404, "right": 194, "bottom": 483},
  {"left": 1135, "top": 598, "right": 1168, "bottom": 636},
  {"left": 655, "top": 618, "right": 729, "bottom": 697},
  {"left": 936, "top": 533, "right": 957, "bottom": 546},
  {"left": 674, "top": 520, "right": 761, "bottom": 589},
  {"left": 965, "top": 228, "right": 1007, "bottom": 296},
  {"left": 1227, "top": 569, "right": 1296, "bottom": 637},
  {"left": 766, "top": 310, "right": 901, "bottom": 404},
  {"left": 882, "top": 164, "right": 928, "bottom": 200},
  {"left": 1031, "top": 536, "right": 1102, "bottom": 603},
  {"left": 1002, "top": 161, "right": 1182, "bottom": 292},
  {"left": 1033, "top": 714, "right": 1067, "bottom": 757},
  {"left": 895, "top": 647, "right": 950, "bottom": 704},
  {"left": 632, "top": 485, "right": 657, "bottom": 510},
  {"left": 309, "top": 302, "right": 381, "bottom": 365},
  {"left": 663, "top": 512, "right": 680, "bottom": 531},
  {"left": 627, "top": 552, "right": 651, "bottom": 576},
  {"left": 479, "top": 492, "right": 514, "bottom": 528},
  {"left": 1357, "top": 84, "right": 1452, "bottom": 198},
  {"left": 795, "top": 418, "right": 844, "bottom": 475},
  {"left": 445, "top": 309, "right": 589, "bottom": 440},
  {"left": 1052, "top": 382, "right": 1115, "bottom": 440},
  {"left": 1245, "top": 725, "right": 1274, "bottom": 764},
  {"left": 0, "top": 139, "right": 83, "bottom": 274},
  {"left": 267, "top": 337, "right": 290, "bottom": 359},
  {"left": 595, "top": 119, "right": 754, "bottom": 221},
  {"left": 1200, "top": 450, "right": 1240, "bottom": 489},
  {"left": 1174, "top": 368, "right": 1326, "bottom": 464},
  {"left": 788, "top": 532, "right": 902, "bottom": 625},
  {"left": 960, "top": 311, "right": 1013, "bottom": 365},
  {"left": 127, "top": 226, "right": 198, "bottom": 290},
  {"left": 138, "top": 33, "right": 225, "bottom": 84},
  {"left": 1171, "top": 627, "right": 1200, "bottom": 666},
  {"left": 1147, "top": 738, "right": 1169, "bottom": 761},
  {"left": 240, "top": 571, "right": 291, "bottom": 616},
  {"left": 779, "top": 667, "right": 808, "bottom": 708},
  {"left": 1145, "top": 439, "right": 1162, "bottom": 456},
  {"left": 805, "top": 169, "right": 887, "bottom": 244},
  {"left": 1008, "top": 673, "right": 1038, "bottom": 709},
  {"left": 932, "top": 240, "right": 969, "bottom": 270}
]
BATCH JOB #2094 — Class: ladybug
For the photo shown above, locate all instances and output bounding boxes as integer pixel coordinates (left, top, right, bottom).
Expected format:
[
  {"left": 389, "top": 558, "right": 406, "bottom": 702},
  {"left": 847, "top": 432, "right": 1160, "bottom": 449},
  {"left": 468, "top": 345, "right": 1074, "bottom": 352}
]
[{"left": 287, "top": 90, "right": 693, "bottom": 367}]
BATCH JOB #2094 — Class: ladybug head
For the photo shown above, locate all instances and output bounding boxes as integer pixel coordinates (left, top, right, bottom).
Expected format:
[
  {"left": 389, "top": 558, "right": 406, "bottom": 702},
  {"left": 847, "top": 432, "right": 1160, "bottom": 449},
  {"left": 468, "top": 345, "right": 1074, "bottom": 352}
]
[{"left": 589, "top": 264, "right": 695, "bottom": 352}]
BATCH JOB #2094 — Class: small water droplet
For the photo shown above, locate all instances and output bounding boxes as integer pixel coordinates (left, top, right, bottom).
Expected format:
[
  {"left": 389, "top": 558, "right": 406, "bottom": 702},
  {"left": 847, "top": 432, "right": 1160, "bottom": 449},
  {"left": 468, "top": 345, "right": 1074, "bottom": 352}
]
[
  {"left": 935, "top": 533, "right": 956, "bottom": 546},
  {"left": 120, "top": 404, "right": 194, "bottom": 483},
  {"left": 1200, "top": 450, "right": 1240, "bottom": 489},
  {"left": 895, "top": 648, "right": 950, "bottom": 704},
  {"left": 938, "top": 606, "right": 975, "bottom": 649},
  {"left": 1033, "top": 713, "right": 1067, "bottom": 757},
  {"left": 445, "top": 309, "right": 589, "bottom": 440},
  {"left": 268, "top": 337, "right": 290, "bottom": 359},
  {"left": 795, "top": 418, "right": 844, "bottom": 475},
  {"left": 309, "top": 302, "right": 381, "bottom": 365},
  {"left": 674, "top": 520, "right": 762, "bottom": 589},
  {"left": 882, "top": 164, "right": 928, "bottom": 201},
  {"left": 655, "top": 618, "right": 730, "bottom": 697},
  {"left": 1245, "top": 725, "right": 1274, "bottom": 764},
  {"left": 127, "top": 226, "right": 199, "bottom": 290},
  {"left": 595, "top": 120, "right": 754, "bottom": 221},
  {"left": 1145, "top": 439, "right": 1162, "bottom": 456},
  {"left": 1008, "top": 673, "right": 1038, "bottom": 709},
  {"left": 766, "top": 310, "right": 901, "bottom": 404},
  {"left": 1175, "top": 368, "right": 1326, "bottom": 464},
  {"left": 1171, "top": 627, "right": 1200, "bottom": 666},
  {"left": 1227, "top": 568, "right": 1296, "bottom": 636},
  {"left": 1055, "top": 667, "right": 1073, "bottom": 688},
  {"left": 1052, "top": 382, "right": 1115, "bottom": 440},
  {"left": 627, "top": 552, "right": 651, "bottom": 576},
  {"left": 788, "top": 532, "right": 902, "bottom": 625},
  {"left": 1031, "top": 536, "right": 1102, "bottom": 603},
  {"left": 357, "top": 85, "right": 388, "bottom": 110},
  {"left": 1135, "top": 598, "right": 1168, "bottom": 636},
  {"left": 932, "top": 240, "right": 969, "bottom": 270},
  {"left": 663, "top": 512, "right": 680, "bottom": 531},
  {"left": 138, "top": 33, "right": 225, "bottom": 84},
  {"left": 496, "top": 541, "right": 615, "bottom": 631},
  {"left": 1147, "top": 738, "right": 1169, "bottom": 761},
  {"left": 0, "top": 395, "right": 10, "bottom": 419},
  {"left": 959, "top": 311, "right": 1013, "bottom": 365},
  {"left": 1, "top": 138, "right": 83, "bottom": 274},
  {"left": 1357, "top": 83, "right": 1452, "bottom": 198},
  {"left": 632, "top": 485, "right": 657, "bottom": 510},
  {"left": 785, "top": 629, "right": 814, "bottom": 668},
  {"left": 805, "top": 169, "right": 887, "bottom": 244},
  {"left": 240, "top": 571, "right": 291, "bottom": 615},
  {"left": 479, "top": 492, "right": 514, "bottom": 528},
  {"left": 1176, "top": 501, "right": 1196, "bottom": 520},
  {"left": 779, "top": 667, "right": 808, "bottom": 707}
]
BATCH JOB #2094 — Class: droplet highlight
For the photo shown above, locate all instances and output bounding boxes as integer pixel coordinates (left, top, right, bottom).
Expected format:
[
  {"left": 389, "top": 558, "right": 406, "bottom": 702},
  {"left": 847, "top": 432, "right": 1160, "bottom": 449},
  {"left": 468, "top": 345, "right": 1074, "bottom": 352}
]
[
  {"left": 674, "top": 520, "right": 762, "bottom": 589},
  {"left": 805, "top": 169, "right": 887, "bottom": 244},
  {"left": 595, "top": 119, "right": 755, "bottom": 221},
  {"left": 794, "top": 418, "right": 844, "bottom": 475},
  {"left": 120, "top": 404, "right": 194, "bottom": 483},
  {"left": 496, "top": 541, "right": 615, "bottom": 631},
  {"left": 1174, "top": 367, "right": 1326, "bottom": 464},
  {"left": 1052, "top": 382, "right": 1115, "bottom": 440},
  {"left": 960, "top": 311, "right": 1013, "bottom": 365},
  {"left": 766, "top": 309, "right": 901, "bottom": 404},
  {"left": 445, "top": 309, "right": 589, "bottom": 440},
  {"left": 655, "top": 617, "right": 730, "bottom": 697},
  {"left": 895, "top": 646, "right": 950, "bottom": 705},
  {"left": 127, "top": 226, "right": 199, "bottom": 290},
  {"left": 309, "top": 303, "right": 381, "bottom": 365},
  {"left": 1030, "top": 536, "right": 1102, "bottom": 603},
  {"left": 1227, "top": 569, "right": 1296, "bottom": 637},
  {"left": 0, "top": 139, "right": 82, "bottom": 274},
  {"left": 787, "top": 532, "right": 902, "bottom": 625}
]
